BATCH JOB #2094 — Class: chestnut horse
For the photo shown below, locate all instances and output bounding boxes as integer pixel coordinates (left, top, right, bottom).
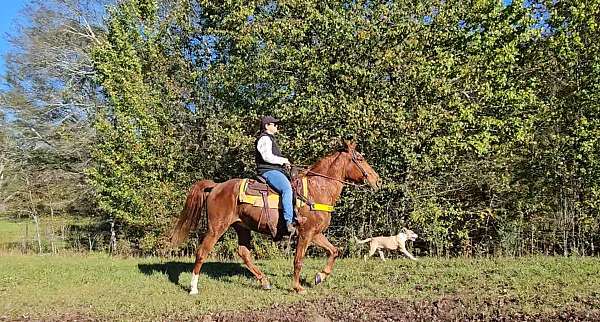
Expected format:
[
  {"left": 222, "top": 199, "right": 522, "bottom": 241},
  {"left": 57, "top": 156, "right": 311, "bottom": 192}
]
[{"left": 170, "top": 141, "right": 381, "bottom": 294}]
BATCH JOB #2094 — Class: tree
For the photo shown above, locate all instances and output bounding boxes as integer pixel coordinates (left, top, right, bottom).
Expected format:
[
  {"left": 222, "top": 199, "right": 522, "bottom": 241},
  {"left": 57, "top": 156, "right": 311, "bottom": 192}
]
[
  {"left": 91, "top": 0, "right": 199, "bottom": 252},
  {"left": 88, "top": 0, "right": 600, "bottom": 256},
  {"left": 1, "top": 0, "right": 112, "bottom": 251}
]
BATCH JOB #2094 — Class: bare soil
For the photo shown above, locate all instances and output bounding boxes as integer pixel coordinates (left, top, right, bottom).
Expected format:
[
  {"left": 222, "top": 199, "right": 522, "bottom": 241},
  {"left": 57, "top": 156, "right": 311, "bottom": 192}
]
[
  {"left": 3, "top": 297, "right": 599, "bottom": 321},
  {"left": 199, "top": 297, "right": 600, "bottom": 322}
]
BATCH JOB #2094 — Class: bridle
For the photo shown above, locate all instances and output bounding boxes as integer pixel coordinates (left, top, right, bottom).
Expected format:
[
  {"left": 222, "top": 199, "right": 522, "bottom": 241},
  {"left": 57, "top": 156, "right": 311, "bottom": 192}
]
[
  {"left": 350, "top": 150, "right": 370, "bottom": 180},
  {"left": 296, "top": 150, "right": 370, "bottom": 188}
]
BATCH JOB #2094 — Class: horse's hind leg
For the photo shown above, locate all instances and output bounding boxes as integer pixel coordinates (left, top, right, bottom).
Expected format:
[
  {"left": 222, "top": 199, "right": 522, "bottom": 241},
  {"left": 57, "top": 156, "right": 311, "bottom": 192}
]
[
  {"left": 190, "top": 224, "right": 228, "bottom": 295},
  {"left": 233, "top": 224, "right": 271, "bottom": 290},
  {"left": 312, "top": 233, "right": 339, "bottom": 286}
]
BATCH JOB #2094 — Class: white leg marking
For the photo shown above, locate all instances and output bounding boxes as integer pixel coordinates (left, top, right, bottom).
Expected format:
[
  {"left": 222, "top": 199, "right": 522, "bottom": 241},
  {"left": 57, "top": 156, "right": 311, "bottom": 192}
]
[{"left": 190, "top": 273, "right": 199, "bottom": 295}]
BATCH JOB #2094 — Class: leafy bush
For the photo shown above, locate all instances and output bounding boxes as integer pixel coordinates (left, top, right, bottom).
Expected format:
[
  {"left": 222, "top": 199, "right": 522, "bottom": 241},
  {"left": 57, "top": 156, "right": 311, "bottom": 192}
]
[{"left": 90, "top": 0, "right": 600, "bottom": 256}]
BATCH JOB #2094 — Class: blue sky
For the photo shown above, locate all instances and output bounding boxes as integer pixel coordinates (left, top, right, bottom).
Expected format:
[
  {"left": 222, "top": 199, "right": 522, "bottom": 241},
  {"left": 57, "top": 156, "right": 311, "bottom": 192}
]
[{"left": 0, "top": 0, "right": 28, "bottom": 83}]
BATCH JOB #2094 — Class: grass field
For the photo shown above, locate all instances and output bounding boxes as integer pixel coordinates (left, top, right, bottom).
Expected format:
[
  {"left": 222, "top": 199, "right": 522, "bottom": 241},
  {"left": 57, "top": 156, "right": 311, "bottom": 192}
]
[
  {"left": 0, "top": 219, "right": 24, "bottom": 247},
  {"left": 0, "top": 215, "right": 97, "bottom": 253},
  {"left": 1, "top": 254, "right": 599, "bottom": 321}
]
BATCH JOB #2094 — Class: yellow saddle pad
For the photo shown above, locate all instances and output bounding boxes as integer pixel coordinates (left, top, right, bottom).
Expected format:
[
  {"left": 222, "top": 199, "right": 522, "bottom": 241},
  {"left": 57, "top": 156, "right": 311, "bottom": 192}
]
[
  {"left": 238, "top": 178, "right": 281, "bottom": 209},
  {"left": 238, "top": 178, "right": 331, "bottom": 211}
]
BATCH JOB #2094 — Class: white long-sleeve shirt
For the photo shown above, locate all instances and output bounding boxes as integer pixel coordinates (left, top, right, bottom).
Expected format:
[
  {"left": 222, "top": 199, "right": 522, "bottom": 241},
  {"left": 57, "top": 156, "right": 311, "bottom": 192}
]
[{"left": 256, "top": 135, "right": 289, "bottom": 165}]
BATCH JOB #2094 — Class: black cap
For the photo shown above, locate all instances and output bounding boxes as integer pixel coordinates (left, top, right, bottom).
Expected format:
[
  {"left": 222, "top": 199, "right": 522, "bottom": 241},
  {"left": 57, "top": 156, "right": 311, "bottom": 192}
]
[{"left": 260, "top": 115, "right": 280, "bottom": 130}]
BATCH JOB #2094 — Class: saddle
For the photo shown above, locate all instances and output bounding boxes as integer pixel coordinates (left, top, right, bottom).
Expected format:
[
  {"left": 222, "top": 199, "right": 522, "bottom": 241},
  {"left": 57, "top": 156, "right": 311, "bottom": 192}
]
[
  {"left": 238, "top": 173, "right": 335, "bottom": 238},
  {"left": 238, "top": 174, "right": 307, "bottom": 238}
]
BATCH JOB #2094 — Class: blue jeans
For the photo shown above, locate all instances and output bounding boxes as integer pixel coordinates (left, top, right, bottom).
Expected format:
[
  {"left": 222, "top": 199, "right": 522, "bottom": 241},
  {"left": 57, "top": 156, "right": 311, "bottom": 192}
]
[{"left": 261, "top": 170, "right": 293, "bottom": 225}]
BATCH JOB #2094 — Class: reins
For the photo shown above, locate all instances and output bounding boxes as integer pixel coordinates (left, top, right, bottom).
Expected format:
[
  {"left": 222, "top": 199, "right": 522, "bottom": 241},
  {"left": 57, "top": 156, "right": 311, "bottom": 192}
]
[
  {"left": 290, "top": 150, "right": 370, "bottom": 188},
  {"left": 305, "top": 169, "right": 365, "bottom": 187},
  {"left": 290, "top": 165, "right": 366, "bottom": 188}
]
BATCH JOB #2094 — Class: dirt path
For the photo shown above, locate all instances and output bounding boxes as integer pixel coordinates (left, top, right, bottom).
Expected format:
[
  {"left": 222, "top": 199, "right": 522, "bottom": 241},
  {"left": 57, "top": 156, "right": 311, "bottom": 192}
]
[
  {"left": 3, "top": 297, "right": 599, "bottom": 321},
  {"left": 197, "top": 297, "right": 600, "bottom": 322}
]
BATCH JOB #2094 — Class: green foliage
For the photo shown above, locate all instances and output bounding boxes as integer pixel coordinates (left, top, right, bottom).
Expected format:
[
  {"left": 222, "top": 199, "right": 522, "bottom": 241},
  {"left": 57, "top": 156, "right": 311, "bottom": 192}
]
[
  {"left": 90, "top": 0, "right": 194, "bottom": 251},
  {"left": 89, "top": 0, "right": 600, "bottom": 255}
]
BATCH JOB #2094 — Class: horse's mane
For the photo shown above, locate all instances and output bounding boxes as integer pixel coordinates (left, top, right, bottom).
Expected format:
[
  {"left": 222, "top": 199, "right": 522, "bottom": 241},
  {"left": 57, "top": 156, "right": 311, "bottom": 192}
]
[{"left": 308, "top": 151, "right": 345, "bottom": 176}]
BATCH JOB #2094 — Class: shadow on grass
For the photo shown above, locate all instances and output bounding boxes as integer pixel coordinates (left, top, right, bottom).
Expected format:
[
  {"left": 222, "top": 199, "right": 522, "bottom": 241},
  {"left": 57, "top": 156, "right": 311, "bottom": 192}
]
[
  {"left": 138, "top": 261, "right": 254, "bottom": 290},
  {"left": 138, "top": 261, "right": 312, "bottom": 292}
]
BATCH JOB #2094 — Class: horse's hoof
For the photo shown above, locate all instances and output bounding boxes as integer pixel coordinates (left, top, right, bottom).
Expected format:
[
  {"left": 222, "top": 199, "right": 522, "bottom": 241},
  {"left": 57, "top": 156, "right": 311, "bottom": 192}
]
[
  {"left": 315, "top": 272, "right": 325, "bottom": 285},
  {"left": 295, "top": 287, "right": 307, "bottom": 295},
  {"left": 260, "top": 277, "right": 272, "bottom": 290},
  {"left": 189, "top": 289, "right": 199, "bottom": 295}
]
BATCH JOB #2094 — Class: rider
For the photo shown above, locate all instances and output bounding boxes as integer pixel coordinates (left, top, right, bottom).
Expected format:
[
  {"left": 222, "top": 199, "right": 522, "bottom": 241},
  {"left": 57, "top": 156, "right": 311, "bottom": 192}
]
[{"left": 255, "top": 115, "right": 300, "bottom": 235}]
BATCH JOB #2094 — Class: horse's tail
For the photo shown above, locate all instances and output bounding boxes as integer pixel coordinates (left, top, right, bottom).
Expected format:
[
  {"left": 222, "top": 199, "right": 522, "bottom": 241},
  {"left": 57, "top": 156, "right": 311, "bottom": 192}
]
[
  {"left": 170, "top": 180, "right": 217, "bottom": 246},
  {"left": 354, "top": 236, "right": 372, "bottom": 244}
]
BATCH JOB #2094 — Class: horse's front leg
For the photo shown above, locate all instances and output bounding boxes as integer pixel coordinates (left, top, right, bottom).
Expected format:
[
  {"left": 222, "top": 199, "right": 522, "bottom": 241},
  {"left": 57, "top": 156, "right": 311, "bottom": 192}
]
[
  {"left": 292, "top": 232, "right": 313, "bottom": 294},
  {"left": 311, "top": 233, "right": 339, "bottom": 285}
]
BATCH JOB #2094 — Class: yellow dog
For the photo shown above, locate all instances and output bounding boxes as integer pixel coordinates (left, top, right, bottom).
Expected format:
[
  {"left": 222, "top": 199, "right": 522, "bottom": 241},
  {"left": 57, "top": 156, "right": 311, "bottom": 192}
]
[{"left": 356, "top": 228, "right": 418, "bottom": 261}]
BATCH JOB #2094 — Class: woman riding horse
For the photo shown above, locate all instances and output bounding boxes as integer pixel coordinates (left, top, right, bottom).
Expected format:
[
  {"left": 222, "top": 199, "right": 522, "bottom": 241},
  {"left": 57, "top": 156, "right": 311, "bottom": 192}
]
[
  {"left": 170, "top": 138, "right": 381, "bottom": 294},
  {"left": 255, "top": 115, "right": 304, "bottom": 235}
]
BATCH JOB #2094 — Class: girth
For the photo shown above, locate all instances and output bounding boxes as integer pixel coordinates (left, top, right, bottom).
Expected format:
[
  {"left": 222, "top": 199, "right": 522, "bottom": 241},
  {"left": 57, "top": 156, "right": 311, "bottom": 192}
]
[{"left": 238, "top": 177, "right": 335, "bottom": 237}]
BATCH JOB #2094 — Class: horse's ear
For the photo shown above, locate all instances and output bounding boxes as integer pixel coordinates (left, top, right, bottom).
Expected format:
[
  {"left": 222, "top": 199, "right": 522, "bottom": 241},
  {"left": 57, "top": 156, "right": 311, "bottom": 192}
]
[{"left": 343, "top": 135, "right": 356, "bottom": 151}]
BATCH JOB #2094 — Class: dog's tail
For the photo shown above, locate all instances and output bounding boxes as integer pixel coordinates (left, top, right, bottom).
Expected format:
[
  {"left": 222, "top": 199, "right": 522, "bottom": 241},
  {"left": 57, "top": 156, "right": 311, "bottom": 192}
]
[{"left": 354, "top": 236, "right": 372, "bottom": 244}]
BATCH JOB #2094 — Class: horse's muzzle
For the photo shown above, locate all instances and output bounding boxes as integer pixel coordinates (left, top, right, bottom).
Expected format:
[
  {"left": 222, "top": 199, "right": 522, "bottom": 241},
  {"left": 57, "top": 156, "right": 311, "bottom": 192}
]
[{"left": 370, "top": 178, "right": 383, "bottom": 190}]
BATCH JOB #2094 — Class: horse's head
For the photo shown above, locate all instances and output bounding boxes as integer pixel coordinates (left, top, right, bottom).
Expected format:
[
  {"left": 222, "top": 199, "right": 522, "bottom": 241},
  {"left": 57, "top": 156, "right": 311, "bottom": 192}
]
[{"left": 340, "top": 140, "right": 382, "bottom": 190}]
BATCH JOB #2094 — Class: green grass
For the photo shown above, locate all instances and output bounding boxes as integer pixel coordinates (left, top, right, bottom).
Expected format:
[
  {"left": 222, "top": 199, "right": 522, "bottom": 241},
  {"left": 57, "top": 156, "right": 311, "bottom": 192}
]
[
  {"left": 0, "top": 215, "right": 96, "bottom": 252},
  {"left": 0, "top": 218, "right": 25, "bottom": 246},
  {"left": 1, "top": 255, "right": 599, "bottom": 320}
]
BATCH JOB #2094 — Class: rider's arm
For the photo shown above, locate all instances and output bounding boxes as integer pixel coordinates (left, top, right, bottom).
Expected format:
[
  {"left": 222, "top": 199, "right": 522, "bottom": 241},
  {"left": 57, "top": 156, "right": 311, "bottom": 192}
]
[{"left": 257, "top": 136, "right": 289, "bottom": 165}]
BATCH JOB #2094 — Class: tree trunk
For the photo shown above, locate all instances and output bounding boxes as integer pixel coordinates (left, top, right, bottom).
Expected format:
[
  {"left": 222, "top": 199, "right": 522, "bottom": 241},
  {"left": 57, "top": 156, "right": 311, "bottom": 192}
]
[
  {"left": 50, "top": 207, "right": 56, "bottom": 254},
  {"left": 110, "top": 219, "right": 117, "bottom": 254},
  {"left": 33, "top": 214, "right": 42, "bottom": 254}
]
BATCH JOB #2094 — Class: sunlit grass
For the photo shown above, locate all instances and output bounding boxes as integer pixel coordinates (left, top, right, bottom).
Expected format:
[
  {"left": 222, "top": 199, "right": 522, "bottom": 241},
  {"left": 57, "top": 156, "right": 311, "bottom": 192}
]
[
  {"left": 0, "top": 215, "right": 96, "bottom": 253},
  {"left": 1, "top": 254, "right": 599, "bottom": 320},
  {"left": 0, "top": 218, "right": 24, "bottom": 246}
]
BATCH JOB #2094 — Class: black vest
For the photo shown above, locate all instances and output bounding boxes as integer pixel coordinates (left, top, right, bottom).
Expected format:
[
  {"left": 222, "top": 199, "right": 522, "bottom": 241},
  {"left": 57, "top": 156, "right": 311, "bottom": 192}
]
[{"left": 255, "top": 133, "right": 286, "bottom": 176}]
